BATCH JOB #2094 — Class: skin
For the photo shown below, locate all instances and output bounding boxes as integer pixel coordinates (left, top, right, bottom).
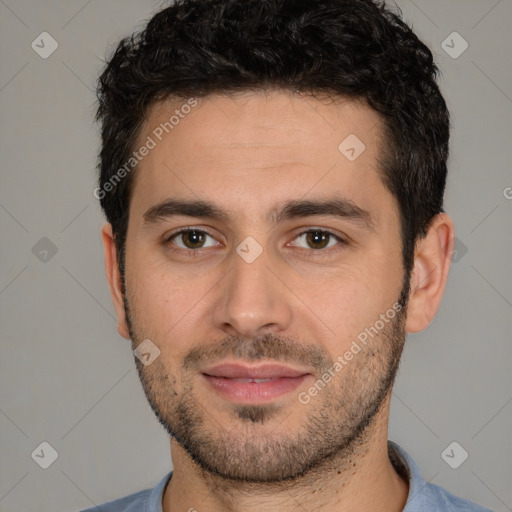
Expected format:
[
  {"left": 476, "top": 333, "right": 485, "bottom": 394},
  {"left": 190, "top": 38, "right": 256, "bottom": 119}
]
[{"left": 102, "top": 90, "right": 454, "bottom": 511}]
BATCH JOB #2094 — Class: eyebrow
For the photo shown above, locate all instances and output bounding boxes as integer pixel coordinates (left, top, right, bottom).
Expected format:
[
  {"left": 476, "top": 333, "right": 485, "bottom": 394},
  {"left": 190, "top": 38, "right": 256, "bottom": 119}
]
[{"left": 143, "top": 197, "right": 375, "bottom": 232}]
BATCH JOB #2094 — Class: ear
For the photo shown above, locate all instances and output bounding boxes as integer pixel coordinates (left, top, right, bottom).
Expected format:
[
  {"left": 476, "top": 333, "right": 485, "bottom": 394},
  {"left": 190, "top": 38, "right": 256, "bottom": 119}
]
[
  {"left": 101, "top": 223, "right": 131, "bottom": 340},
  {"left": 405, "top": 213, "right": 455, "bottom": 333}
]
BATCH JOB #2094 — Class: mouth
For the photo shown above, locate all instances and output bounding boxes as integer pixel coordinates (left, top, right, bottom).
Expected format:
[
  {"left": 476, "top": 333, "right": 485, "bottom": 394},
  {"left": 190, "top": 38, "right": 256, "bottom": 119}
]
[{"left": 201, "top": 362, "right": 312, "bottom": 403}]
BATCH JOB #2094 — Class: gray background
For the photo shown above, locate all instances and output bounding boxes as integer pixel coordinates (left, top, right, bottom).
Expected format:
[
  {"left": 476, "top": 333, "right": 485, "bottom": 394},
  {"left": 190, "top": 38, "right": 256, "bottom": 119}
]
[{"left": 1, "top": 1, "right": 511, "bottom": 511}]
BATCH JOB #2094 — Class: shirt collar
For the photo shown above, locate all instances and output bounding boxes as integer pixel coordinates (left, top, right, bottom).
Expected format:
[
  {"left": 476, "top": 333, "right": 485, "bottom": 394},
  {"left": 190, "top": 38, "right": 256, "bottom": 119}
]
[{"left": 150, "top": 440, "right": 426, "bottom": 512}]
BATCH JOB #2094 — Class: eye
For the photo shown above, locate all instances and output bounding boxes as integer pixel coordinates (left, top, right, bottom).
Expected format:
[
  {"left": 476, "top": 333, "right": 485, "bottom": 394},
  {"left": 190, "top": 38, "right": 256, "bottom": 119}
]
[
  {"left": 290, "top": 229, "right": 346, "bottom": 253},
  {"left": 164, "top": 227, "right": 347, "bottom": 258},
  {"left": 165, "top": 229, "right": 219, "bottom": 251}
]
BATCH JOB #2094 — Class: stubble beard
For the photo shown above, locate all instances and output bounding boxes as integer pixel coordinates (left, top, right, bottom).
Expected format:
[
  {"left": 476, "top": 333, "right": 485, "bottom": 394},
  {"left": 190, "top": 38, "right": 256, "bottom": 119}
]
[
  {"left": 125, "top": 308, "right": 406, "bottom": 483},
  {"left": 121, "top": 254, "right": 410, "bottom": 484}
]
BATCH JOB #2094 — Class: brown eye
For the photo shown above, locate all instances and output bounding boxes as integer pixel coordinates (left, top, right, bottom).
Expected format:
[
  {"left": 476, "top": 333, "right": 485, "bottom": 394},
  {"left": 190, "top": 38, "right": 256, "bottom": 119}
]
[
  {"left": 167, "top": 229, "right": 217, "bottom": 250},
  {"left": 304, "top": 230, "right": 332, "bottom": 249},
  {"left": 293, "top": 230, "right": 344, "bottom": 251}
]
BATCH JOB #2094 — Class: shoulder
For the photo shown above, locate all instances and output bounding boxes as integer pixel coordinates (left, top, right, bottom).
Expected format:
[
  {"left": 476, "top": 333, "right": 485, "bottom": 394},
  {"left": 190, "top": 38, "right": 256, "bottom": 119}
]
[
  {"left": 388, "top": 441, "right": 493, "bottom": 512},
  {"left": 76, "top": 471, "right": 173, "bottom": 512},
  {"left": 417, "top": 480, "right": 494, "bottom": 512},
  {"left": 78, "top": 489, "right": 151, "bottom": 512}
]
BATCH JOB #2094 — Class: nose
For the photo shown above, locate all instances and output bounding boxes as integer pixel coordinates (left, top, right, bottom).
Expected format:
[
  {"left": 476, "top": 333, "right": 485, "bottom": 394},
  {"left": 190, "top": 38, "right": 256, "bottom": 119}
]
[{"left": 212, "top": 242, "right": 293, "bottom": 339}]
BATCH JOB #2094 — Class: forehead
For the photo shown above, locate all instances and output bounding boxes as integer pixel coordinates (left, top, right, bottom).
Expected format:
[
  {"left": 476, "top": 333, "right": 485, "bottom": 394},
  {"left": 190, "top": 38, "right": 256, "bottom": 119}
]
[
  {"left": 129, "top": 90, "right": 396, "bottom": 228},
  {"left": 143, "top": 90, "right": 382, "bottom": 158}
]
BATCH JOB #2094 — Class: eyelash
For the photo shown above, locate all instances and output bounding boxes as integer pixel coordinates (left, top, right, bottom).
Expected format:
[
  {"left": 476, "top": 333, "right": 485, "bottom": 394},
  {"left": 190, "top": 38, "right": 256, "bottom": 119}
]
[{"left": 164, "top": 228, "right": 348, "bottom": 259}]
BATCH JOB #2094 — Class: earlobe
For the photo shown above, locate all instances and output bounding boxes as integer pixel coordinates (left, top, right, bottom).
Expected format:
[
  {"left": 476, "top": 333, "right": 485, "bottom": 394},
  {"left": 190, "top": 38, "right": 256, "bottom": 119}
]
[
  {"left": 101, "top": 223, "right": 131, "bottom": 340},
  {"left": 405, "top": 213, "right": 455, "bottom": 333}
]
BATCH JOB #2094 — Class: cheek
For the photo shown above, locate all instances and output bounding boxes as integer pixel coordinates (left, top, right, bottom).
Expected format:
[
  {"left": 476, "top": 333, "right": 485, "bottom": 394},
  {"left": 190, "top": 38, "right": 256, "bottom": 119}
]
[
  {"left": 126, "top": 223, "right": 403, "bottom": 359},
  {"left": 126, "top": 254, "right": 218, "bottom": 348},
  {"left": 126, "top": 261, "right": 178, "bottom": 334},
  {"left": 309, "top": 255, "right": 402, "bottom": 353}
]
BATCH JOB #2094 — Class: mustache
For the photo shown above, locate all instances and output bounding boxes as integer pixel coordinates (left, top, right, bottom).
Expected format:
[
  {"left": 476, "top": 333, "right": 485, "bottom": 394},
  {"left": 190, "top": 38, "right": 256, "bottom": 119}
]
[{"left": 183, "top": 333, "right": 333, "bottom": 373}]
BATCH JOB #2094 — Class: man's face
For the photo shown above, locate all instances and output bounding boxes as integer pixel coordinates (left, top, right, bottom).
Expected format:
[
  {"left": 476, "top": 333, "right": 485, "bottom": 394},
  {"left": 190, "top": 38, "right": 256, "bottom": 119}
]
[{"left": 121, "top": 90, "right": 408, "bottom": 482}]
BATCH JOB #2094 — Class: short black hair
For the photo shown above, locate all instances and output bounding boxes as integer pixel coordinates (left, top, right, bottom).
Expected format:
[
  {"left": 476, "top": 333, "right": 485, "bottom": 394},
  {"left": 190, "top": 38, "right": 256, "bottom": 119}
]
[{"left": 96, "top": 0, "right": 450, "bottom": 291}]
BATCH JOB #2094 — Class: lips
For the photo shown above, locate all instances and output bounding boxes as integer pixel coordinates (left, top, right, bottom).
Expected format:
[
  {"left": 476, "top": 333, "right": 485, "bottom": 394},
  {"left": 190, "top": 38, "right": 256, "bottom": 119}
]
[
  {"left": 203, "top": 363, "right": 308, "bottom": 379},
  {"left": 202, "top": 362, "right": 311, "bottom": 403}
]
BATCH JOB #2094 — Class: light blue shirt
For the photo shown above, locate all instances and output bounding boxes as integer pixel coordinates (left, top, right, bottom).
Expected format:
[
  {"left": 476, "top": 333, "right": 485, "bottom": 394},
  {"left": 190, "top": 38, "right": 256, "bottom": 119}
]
[{"left": 79, "top": 440, "right": 493, "bottom": 511}]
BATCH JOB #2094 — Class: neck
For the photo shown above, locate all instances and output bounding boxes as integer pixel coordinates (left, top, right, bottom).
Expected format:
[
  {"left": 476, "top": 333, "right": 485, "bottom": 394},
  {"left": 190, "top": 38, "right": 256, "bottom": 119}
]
[{"left": 162, "top": 394, "right": 409, "bottom": 512}]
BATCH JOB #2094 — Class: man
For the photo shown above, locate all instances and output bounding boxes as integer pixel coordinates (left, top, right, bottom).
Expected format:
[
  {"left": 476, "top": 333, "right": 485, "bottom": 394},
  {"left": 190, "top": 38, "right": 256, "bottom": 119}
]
[{"left": 85, "top": 0, "right": 492, "bottom": 510}]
